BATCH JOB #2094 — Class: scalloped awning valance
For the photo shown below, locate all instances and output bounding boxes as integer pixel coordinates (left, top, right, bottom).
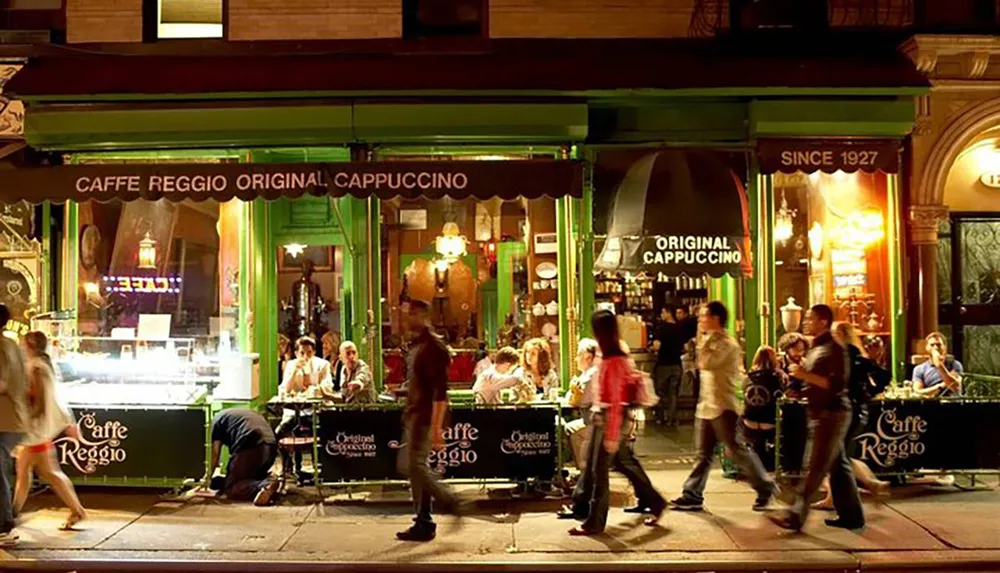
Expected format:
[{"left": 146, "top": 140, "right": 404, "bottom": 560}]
[{"left": 0, "top": 161, "right": 584, "bottom": 203}]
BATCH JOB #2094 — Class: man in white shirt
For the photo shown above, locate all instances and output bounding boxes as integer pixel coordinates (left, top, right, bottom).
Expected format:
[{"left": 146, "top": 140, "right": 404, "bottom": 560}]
[
  {"left": 472, "top": 347, "right": 522, "bottom": 405},
  {"left": 281, "top": 336, "right": 332, "bottom": 396},
  {"left": 276, "top": 337, "right": 332, "bottom": 481},
  {"left": 670, "top": 302, "right": 776, "bottom": 513}
]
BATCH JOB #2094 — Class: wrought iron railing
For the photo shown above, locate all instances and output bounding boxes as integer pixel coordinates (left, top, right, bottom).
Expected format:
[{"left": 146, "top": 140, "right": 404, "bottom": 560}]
[{"left": 963, "top": 373, "right": 1000, "bottom": 398}]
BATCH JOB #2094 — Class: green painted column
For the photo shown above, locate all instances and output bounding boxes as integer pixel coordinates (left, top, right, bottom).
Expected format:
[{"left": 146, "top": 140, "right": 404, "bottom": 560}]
[
  {"left": 763, "top": 174, "right": 777, "bottom": 348},
  {"left": 743, "top": 163, "right": 763, "bottom": 361},
  {"left": 63, "top": 203, "right": 78, "bottom": 312},
  {"left": 556, "top": 197, "right": 572, "bottom": 390},
  {"left": 578, "top": 150, "right": 596, "bottom": 339},
  {"left": 888, "top": 173, "right": 906, "bottom": 382},
  {"left": 40, "top": 203, "right": 51, "bottom": 312},
  {"left": 238, "top": 201, "right": 251, "bottom": 352},
  {"left": 347, "top": 197, "right": 371, "bottom": 365},
  {"left": 251, "top": 200, "right": 278, "bottom": 401},
  {"left": 368, "top": 196, "right": 383, "bottom": 390}
]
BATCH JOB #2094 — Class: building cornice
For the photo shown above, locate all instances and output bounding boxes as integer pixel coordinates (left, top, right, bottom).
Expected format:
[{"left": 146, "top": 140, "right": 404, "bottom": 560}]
[{"left": 902, "top": 34, "right": 1000, "bottom": 79}]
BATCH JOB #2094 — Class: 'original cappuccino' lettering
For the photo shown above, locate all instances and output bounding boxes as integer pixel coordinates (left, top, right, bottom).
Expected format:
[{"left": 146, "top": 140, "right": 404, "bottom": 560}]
[{"left": 641, "top": 235, "right": 742, "bottom": 267}]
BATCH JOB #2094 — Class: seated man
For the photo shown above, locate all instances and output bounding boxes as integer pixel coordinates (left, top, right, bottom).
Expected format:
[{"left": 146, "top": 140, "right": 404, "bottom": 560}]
[
  {"left": 472, "top": 347, "right": 522, "bottom": 404},
  {"left": 280, "top": 336, "right": 333, "bottom": 398},
  {"left": 206, "top": 408, "right": 280, "bottom": 506},
  {"left": 913, "top": 332, "right": 963, "bottom": 398},
  {"left": 276, "top": 337, "right": 332, "bottom": 480},
  {"left": 338, "top": 341, "right": 377, "bottom": 404}
]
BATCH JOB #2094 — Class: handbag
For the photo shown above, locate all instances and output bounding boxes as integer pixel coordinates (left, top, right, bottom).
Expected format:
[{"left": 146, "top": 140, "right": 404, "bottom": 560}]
[{"left": 630, "top": 365, "right": 660, "bottom": 409}]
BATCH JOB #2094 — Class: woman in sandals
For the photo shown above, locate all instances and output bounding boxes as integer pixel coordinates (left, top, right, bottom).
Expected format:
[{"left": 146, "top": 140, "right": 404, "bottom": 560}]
[{"left": 13, "top": 331, "right": 87, "bottom": 530}]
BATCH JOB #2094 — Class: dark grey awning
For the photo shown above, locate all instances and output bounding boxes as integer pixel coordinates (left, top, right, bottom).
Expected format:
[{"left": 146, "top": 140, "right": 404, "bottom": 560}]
[{"left": 596, "top": 150, "right": 751, "bottom": 278}]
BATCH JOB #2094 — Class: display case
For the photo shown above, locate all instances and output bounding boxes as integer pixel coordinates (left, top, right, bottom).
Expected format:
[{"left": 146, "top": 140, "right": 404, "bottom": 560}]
[{"left": 42, "top": 335, "right": 217, "bottom": 486}]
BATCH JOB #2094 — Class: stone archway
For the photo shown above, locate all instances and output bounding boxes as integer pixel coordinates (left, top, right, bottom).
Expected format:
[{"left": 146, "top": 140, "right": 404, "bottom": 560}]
[
  {"left": 918, "top": 96, "right": 1000, "bottom": 207},
  {"left": 909, "top": 96, "right": 1000, "bottom": 345}
]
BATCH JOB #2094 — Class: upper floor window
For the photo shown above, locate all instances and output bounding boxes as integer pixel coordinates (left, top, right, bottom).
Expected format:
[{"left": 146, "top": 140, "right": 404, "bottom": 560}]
[
  {"left": 148, "top": 0, "right": 223, "bottom": 40},
  {"left": 403, "top": 0, "right": 484, "bottom": 38}
]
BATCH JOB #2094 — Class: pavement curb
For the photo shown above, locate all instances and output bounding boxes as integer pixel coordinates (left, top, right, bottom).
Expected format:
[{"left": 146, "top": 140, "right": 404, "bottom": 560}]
[
  {"left": 6, "top": 554, "right": 1000, "bottom": 573},
  {"left": 0, "top": 559, "right": 859, "bottom": 573}
]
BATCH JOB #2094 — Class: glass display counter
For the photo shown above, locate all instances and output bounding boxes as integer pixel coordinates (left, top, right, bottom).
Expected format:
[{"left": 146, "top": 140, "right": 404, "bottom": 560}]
[{"left": 37, "top": 332, "right": 253, "bottom": 487}]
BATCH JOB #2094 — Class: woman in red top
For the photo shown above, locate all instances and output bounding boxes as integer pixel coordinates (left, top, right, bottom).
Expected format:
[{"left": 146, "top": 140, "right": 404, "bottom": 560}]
[{"left": 569, "top": 310, "right": 666, "bottom": 536}]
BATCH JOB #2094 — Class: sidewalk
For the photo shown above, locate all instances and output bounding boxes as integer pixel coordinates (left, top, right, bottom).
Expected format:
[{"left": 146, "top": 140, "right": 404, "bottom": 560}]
[{"left": 2, "top": 467, "right": 999, "bottom": 572}]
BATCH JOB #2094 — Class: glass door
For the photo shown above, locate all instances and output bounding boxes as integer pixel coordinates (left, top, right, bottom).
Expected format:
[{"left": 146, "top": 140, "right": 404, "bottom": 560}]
[{"left": 938, "top": 216, "right": 1000, "bottom": 375}]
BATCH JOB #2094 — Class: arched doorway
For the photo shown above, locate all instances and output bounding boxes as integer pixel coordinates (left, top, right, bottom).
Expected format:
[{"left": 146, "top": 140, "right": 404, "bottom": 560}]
[{"left": 920, "top": 97, "right": 1000, "bottom": 376}]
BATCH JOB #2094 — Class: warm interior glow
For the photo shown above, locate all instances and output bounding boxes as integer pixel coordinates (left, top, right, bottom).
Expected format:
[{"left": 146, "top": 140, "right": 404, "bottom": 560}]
[
  {"left": 808, "top": 222, "right": 824, "bottom": 260},
  {"left": 434, "top": 222, "right": 468, "bottom": 262},
  {"left": 773, "top": 191, "right": 796, "bottom": 244},
  {"left": 831, "top": 209, "right": 885, "bottom": 249}
]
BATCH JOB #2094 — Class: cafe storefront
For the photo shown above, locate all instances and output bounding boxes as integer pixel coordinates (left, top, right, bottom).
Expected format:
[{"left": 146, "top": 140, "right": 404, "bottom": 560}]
[
  {"left": 0, "top": 151, "right": 585, "bottom": 487},
  {"left": 0, "top": 41, "right": 931, "bottom": 486}
]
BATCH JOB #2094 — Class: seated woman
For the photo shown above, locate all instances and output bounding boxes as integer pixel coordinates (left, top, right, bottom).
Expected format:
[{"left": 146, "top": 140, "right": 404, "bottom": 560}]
[
  {"left": 741, "top": 346, "right": 786, "bottom": 473},
  {"left": 472, "top": 347, "right": 522, "bottom": 404},
  {"left": 515, "top": 338, "right": 559, "bottom": 402},
  {"left": 777, "top": 332, "right": 809, "bottom": 397}
]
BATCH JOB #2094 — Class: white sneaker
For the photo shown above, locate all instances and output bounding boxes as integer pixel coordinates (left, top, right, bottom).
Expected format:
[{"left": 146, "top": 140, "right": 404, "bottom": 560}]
[{"left": 0, "top": 532, "right": 19, "bottom": 547}]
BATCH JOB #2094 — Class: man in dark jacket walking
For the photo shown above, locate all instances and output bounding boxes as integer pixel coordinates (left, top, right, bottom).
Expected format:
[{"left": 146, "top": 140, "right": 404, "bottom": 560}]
[
  {"left": 396, "top": 300, "right": 463, "bottom": 541},
  {"left": 769, "top": 304, "right": 864, "bottom": 531}
]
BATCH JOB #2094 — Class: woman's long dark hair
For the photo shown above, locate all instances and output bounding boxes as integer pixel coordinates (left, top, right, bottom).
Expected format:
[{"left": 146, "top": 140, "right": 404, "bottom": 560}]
[{"left": 591, "top": 310, "right": 626, "bottom": 358}]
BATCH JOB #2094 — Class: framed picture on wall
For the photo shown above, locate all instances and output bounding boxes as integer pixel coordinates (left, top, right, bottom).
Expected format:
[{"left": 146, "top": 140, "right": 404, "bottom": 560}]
[{"left": 278, "top": 245, "right": 334, "bottom": 272}]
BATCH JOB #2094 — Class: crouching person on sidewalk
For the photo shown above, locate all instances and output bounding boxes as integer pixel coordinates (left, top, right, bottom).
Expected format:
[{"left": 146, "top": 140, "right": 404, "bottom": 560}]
[{"left": 205, "top": 408, "right": 280, "bottom": 506}]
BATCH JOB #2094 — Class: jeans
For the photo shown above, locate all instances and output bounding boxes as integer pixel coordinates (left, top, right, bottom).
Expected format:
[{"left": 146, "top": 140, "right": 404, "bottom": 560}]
[
  {"left": 0, "top": 432, "right": 22, "bottom": 534},
  {"left": 654, "top": 365, "right": 682, "bottom": 423},
  {"left": 224, "top": 442, "right": 277, "bottom": 502},
  {"left": 789, "top": 409, "right": 864, "bottom": 528},
  {"left": 397, "top": 418, "right": 459, "bottom": 531},
  {"left": 681, "top": 411, "right": 774, "bottom": 503},
  {"left": 580, "top": 412, "right": 665, "bottom": 533}
]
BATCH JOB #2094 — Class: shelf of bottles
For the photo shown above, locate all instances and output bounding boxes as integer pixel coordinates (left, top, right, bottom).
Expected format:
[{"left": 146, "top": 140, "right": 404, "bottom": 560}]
[{"left": 595, "top": 272, "right": 709, "bottom": 318}]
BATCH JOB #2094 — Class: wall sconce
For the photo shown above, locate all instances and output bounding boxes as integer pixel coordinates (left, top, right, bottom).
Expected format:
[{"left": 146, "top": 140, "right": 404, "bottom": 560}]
[
  {"left": 138, "top": 232, "right": 158, "bottom": 270},
  {"left": 774, "top": 190, "right": 797, "bottom": 244},
  {"left": 434, "top": 222, "right": 468, "bottom": 263}
]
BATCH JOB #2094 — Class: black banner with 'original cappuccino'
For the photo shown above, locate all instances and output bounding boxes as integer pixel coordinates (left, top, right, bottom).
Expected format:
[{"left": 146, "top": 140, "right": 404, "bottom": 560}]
[{"left": 316, "top": 406, "right": 559, "bottom": 483}]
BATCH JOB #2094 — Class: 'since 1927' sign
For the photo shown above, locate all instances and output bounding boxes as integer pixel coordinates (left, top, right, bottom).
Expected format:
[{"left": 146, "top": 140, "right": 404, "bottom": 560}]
[
  {"left": 757, "top": 139, "right": 900, "bottom": 175},
  {"left": 0, "top": 161, "right": 584, "bottom": 203},
  {"left": 316, "top": 407, "right": 558, "bottom": 482}
]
